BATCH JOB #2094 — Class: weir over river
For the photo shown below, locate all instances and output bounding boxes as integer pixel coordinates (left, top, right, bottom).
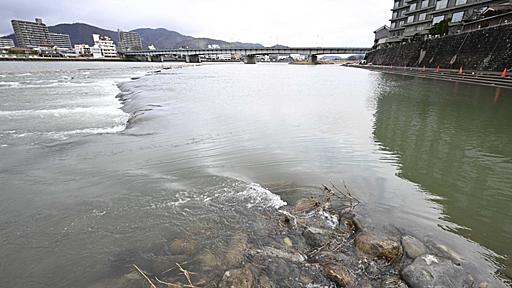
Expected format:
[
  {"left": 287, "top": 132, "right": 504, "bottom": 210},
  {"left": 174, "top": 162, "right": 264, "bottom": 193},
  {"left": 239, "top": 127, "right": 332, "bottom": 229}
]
[{"left": 0, "top": 62, "right": 511, "bottom": 287}]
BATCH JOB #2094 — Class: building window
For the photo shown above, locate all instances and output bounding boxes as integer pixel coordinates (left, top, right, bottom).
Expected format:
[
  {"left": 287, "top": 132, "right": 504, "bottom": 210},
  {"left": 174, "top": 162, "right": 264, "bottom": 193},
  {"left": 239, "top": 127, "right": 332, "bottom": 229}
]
[
  {"left": 394, "top": 1, "right": 400, "bottom": 9},
  {"left": 393, "top": 11, "right": 398, "bottom": 18},
  {"left": 408, "top": 15, "right": 415, "bottom": 23},
  {"left": 422, "top": 0, "right": 429, "bottom": 8},
  {"left": 436, "top": 0, "right": 448, "bottom": 10},
  {"left": 391, "top": 22, "right": 396, "bottom": 29},
  {"left": 419, "top": 13, "right": 427, "bottom": 21},
  {"left": 452, "top": 11, "right": 464, "bottom": 22},
  {"left": 410, "top": 3, "right": 417, "bottom": 10},
  {"left": 455, "top": 0, "right": 467, "bottom": 5},
  {"left": 433, "top": 15, "right": 445, "bottom": 24}
]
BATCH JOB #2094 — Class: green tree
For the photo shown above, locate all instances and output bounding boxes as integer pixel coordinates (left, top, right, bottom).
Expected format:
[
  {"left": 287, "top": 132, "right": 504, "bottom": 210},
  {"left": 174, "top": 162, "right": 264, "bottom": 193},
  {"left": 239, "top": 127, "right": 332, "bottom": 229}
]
[{"left": 430, "top": 19, "right": 450, "bottom": 36}]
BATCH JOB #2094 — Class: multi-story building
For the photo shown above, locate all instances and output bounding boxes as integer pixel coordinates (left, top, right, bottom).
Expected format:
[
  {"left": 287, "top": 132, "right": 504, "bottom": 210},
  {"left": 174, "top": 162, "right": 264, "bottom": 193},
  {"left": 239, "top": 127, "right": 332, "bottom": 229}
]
[
  {"left": 0, "top": 38, "right": 15, "bottom": 48},
  {"left": 11, "top": 18, "right": 52, "bottom": 47},
  {"left": 74, "top": 44, "right": 91, "bottom": 56},
  {"left": 118, "top": 30, "right": 143, "bottom": 51},
  {"left": 49, "top": 33, "right": 72, "bottom": 49},
  {"left": 388, "top": 0, "right": 512, "bottom": 39},
  {"left": 92, "top": 34, "right": 117, "bottom": 58}
]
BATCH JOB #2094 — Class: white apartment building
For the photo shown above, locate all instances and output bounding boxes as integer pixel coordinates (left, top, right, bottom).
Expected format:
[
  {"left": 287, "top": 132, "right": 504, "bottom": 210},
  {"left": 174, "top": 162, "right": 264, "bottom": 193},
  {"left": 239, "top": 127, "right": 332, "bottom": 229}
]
[
  {"left": 74, "top": 44, "right": 91, "bottom": 56},
  {"left": 92, "top": 34, "right": 117, "bottom": 58}
]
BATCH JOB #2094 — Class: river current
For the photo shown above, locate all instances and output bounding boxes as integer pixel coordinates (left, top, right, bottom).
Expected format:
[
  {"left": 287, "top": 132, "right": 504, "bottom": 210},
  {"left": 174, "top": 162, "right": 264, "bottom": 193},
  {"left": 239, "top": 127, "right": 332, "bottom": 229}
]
[{"left": 0, "top": 62, "right": 511, "bottom": 287}]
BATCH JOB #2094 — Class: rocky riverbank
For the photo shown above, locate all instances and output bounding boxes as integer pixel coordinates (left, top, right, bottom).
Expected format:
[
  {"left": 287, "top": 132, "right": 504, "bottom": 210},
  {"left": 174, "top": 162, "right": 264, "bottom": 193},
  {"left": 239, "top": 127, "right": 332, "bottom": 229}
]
[{"left": 91, "top": 185, "right": 494, "bottom": 288}]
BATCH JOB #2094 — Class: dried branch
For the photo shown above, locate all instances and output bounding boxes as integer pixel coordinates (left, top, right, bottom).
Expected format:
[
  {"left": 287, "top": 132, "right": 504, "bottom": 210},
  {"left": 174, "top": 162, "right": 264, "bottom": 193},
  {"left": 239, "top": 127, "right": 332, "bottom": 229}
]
[{"left": 133, "top": 264, "right": 157, "bottom": 288}]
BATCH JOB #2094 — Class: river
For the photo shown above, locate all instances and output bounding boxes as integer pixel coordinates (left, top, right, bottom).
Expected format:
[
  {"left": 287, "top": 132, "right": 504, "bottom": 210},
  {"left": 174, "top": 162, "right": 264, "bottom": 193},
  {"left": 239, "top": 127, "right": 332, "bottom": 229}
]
[{"left": 0, "top": 62, "right": 510, "bottom": 287}]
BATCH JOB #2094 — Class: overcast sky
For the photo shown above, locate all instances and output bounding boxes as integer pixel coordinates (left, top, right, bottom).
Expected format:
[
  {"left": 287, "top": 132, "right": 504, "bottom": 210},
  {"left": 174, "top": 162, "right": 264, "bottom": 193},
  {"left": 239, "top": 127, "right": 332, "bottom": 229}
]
[{"left": 0, "top": 0, "right": 390, "bottom": 47}]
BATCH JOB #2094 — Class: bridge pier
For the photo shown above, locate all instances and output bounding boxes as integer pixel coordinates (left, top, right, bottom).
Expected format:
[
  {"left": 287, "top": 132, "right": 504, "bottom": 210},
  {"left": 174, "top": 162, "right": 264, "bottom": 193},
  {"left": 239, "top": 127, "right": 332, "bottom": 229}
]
[
  {"left": 186, "top": 55, "right": 201, "bottom": 63},
  {"left": 244, "top": 55, "right": 257, "bottom": 64},
  {"left": 308, "top": 55, "right": 319, "bottom": 64}
]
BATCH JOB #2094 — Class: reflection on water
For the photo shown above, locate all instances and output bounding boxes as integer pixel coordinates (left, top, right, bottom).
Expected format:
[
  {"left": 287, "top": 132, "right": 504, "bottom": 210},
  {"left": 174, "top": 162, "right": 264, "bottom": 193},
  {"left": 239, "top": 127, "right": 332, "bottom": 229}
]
[
  {"left": 373, "top": 73, "right": 512, "bottom": 279},
  {"left": 1, "top": 63, "right": 511, "bottom": 287}
]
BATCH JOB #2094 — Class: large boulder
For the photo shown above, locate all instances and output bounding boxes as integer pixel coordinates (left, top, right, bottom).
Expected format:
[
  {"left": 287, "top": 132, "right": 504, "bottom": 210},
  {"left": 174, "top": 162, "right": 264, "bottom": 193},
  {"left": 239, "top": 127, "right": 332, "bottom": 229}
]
[
  {"left": 401, "top": 235, "right": 427, "bottom": 259},
  {"left": 355, "top": 232, "right": 403, "bottom": 262},
  {"left": 401, "top": 254, "right": 474, "bottom": 288},
  {"left": 218, "top": 267, "right": 255, "bottom": 288}
]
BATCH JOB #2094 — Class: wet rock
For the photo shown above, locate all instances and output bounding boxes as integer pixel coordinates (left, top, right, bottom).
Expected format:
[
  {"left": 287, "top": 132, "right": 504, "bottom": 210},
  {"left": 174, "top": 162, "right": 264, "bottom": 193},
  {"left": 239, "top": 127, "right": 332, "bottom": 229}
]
[
  {"left": 224, "top": 233, "right": 249, "bottom": 267},
  {"left": 293, "top": 197, "right": 321, "bottom": 214},
  {"left": 355, "top": 232, "right": 403, "bottom": 262},
  {"left": 88, "top": 271, "right": 143, "bottom": 288},
  {"left": 169, "top": 239, "right": 198, "bottom": 255},
  {"left": 198, "top": 250, "right": 222, "bottom": 271},
  {"left": 432, "top": 243, "right": 465, "bottom": 265},
  {"left": 250, "top": 246, "right": 306, "bottom": 263},
  {"left": 303, "top": 227, "right": 331, "bottom": 248},
  {"left": 478, "top": 282, "right": 490, "bottom": 288},
  {"left": 258, "top": 273, "right": 275, "bottom": 288},
  {"left": 321, "top": 263, "right": 354, "bottom": 287},
  {"left": 218, "top": 267, "right": 254, "bottom": 288},
  {"left": 401, "top": 235, "right": 427, "bottom": 259},
  {"left": 382, "top": 276, "right": 408, "bottom": 288},
  {"left": 401, "top": 254, "right": 475, "bottom": 288},
  {"left": 283, "top": 237, "right": 293, "bottom": 247}
]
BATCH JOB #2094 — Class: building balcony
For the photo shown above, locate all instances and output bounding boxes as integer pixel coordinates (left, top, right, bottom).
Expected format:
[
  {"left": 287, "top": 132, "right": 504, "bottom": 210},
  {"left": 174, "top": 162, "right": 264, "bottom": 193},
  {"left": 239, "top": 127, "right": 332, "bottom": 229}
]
[
  {"left": 404, "top": 5, "right": 436, "bottom": 15},
  {"left": 389, "top": 26, "right": 407, "bottom": 32},
  {"left": 428, "top": 0, "right": 494, "bottom": 15},
  {"left": 402, "top": 18, "right": 433, "bottom": 27},
  {"left": 390, "top": 15, "right": 409, "bottom": 21}
]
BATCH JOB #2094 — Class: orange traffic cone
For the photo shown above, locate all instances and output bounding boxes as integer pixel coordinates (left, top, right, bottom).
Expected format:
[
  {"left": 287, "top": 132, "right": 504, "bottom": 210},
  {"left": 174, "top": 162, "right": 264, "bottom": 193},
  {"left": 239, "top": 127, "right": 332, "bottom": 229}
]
[
  {"left": 502, "top": 68, "right": 507, "bottom": 78},
  {"left": 436, "top": 65, "right": 440, "bottom": 73},
  {"left": 458, "top": 67, "right": 464, "bottom": 75}
]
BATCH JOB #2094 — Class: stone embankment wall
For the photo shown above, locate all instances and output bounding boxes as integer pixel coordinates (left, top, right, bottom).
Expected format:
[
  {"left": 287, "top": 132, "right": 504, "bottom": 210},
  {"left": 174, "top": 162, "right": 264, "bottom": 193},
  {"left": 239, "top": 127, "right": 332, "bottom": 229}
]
[{"left": 366, "top": 24, "right": 512, "bottom": 72}]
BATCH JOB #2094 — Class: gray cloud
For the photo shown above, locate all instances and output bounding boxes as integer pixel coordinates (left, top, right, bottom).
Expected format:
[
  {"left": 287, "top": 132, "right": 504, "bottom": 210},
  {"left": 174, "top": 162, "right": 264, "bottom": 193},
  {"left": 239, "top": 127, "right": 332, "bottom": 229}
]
[{"left": 0, "top": 0, "right": 390, "bottom": 46}]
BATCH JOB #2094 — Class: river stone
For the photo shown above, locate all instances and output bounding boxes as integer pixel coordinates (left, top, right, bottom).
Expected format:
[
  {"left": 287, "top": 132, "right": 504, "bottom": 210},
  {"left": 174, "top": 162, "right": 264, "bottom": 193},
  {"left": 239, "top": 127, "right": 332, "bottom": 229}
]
[
  {"left": 355, "top": 232, "right": 403, "bottom": 262},
  {"left": 401, "top": 254, "right": 475, "bottom": 288},
  {"left": 382, "top": 276, "right": 408, "bottom": 288},
  {"left": 224, "top": 233, "right": 249, "bottom": 267},
  {"left": 303, "top": 227, "right": 331, "bottom": 248},
  {"left": 169, "top": 239, "right": 198, "bottom": 255},
  {"left": 218, "top": 267, "right": 255, "bottom": 288},
  {"left": 283, "top": 237, "right": 293, "bottom": 247},
  {"left": 401, "top": 235, "right": 427, "bottom": 259},
  {"left": 293, "top": 197, "right": 321, "bottom": 213},
  {"left": 258, "top": 274, "right": 275, "bottom": 288},
  {"left": 322, "top": 263, "right": 354, "bottom": 287}
]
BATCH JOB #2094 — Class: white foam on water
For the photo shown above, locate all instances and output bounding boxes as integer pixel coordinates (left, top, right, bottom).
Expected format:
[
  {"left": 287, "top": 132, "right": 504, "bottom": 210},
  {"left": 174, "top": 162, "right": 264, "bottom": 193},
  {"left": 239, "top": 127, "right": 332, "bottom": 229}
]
[
  {"left": 0, "top": 106, "right": 126, "bottom": 117},
  {"left": 16, "top": 73, "right": 32, "bottom": 76},
  {"left": 0, "top": 75, "right": 6, "bottom": 78},
  {"left": 0, "top": 81, "right": 21, "bottom": 88},
  {"left": 237, "top": 183, "right": 287, "bottom": 209}
]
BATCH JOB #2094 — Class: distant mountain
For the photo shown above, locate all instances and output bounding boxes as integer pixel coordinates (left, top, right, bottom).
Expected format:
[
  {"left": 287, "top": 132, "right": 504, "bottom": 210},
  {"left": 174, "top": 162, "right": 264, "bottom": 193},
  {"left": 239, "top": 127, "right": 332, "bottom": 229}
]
[
  {"left": 1, "top": 23, "right": 266, "bottom": 49},
  {"left": 49, "top": 23, "right": 119, "bottom": 46}
]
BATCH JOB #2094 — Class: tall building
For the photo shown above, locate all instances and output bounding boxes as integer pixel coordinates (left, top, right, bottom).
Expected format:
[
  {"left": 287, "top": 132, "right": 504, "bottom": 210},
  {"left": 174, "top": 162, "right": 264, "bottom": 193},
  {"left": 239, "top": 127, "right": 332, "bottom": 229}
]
[
  {"left": 118, "top": 30, "right": 143, "bottom": 51},
  {"left": 11, "top": 18, "right": 51, "bottom": 47},
  {"left": 389, "top": 0, "right": 512, "bottom": 39},
  {"left": 49, "top": 33, "right": 72, "bottom": 49},
  {"left": 0, "top": 38, "right": 15, "bottom": 48},
  {"left": 92, "top": 34, "right": 117, "bottom": 58}
]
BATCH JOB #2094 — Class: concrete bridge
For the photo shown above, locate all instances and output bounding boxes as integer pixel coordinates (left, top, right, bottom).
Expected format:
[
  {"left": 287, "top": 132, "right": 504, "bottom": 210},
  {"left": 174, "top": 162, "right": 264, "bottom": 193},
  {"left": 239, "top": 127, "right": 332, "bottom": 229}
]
[{"left": 121, "top": 47, "right": 371, "bottom": 64}]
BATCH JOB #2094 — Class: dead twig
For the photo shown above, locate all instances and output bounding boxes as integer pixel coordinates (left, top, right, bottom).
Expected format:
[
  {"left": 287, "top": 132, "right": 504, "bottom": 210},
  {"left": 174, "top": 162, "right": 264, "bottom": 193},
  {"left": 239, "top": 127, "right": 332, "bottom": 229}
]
[
  {"left": 176, "top": 263, "right": 196, "bottom": 288},
  {"left": 155, "top": 276, "right": 182, "bottom": 287},
  {"left": 133, "top": 264, "right": 157, "bottom": 288}
]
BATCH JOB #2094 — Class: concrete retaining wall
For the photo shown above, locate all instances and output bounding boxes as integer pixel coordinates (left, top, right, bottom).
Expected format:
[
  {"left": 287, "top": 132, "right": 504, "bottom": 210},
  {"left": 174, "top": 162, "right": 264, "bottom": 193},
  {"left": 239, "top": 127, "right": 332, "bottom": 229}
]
[{"left": 366, "top": 24, "right": 512, "bottom": 72}]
